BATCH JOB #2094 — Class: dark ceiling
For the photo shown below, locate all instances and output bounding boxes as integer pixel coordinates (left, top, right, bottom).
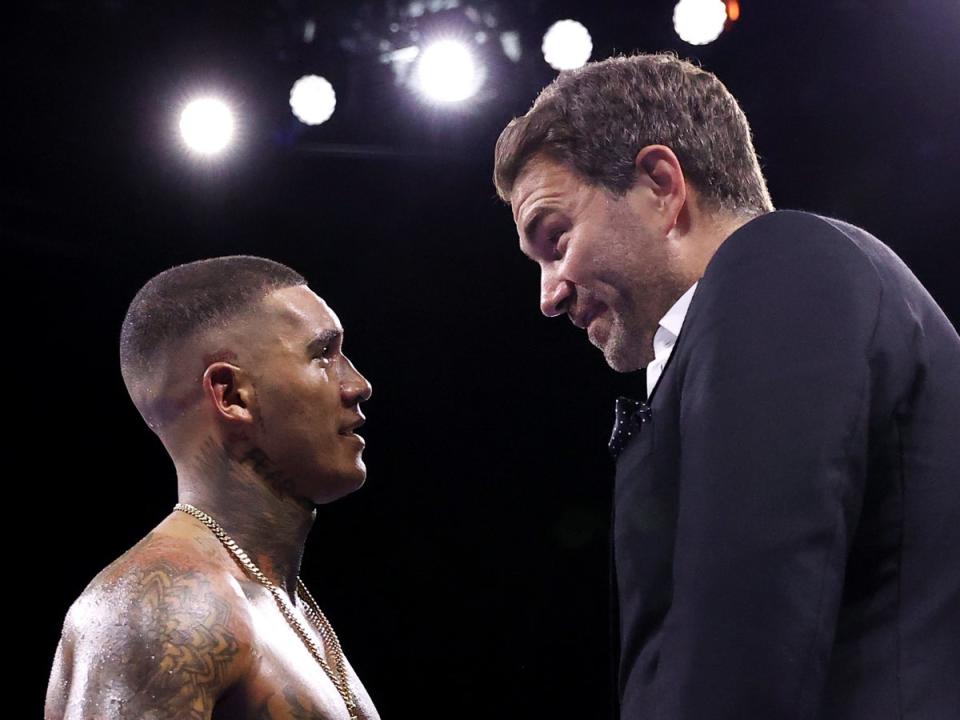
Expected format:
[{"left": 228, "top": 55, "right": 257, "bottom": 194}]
[{"left": 9, "top": 1, "right": 959, "bottom": 717}]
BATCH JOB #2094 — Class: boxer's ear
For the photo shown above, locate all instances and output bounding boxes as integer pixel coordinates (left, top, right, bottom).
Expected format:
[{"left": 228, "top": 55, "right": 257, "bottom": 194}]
[{"left": 204, "top": 362, "right": 255, "bottom": 425}]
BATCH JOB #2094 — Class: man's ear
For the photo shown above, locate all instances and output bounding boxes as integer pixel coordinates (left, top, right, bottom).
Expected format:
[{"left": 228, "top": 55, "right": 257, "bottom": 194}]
[
  {"left": 203, "top": 362, "right": 255, "bottom": 425},
  {"left": 634, "top": 144, "right": 687, "bottom": 227}
]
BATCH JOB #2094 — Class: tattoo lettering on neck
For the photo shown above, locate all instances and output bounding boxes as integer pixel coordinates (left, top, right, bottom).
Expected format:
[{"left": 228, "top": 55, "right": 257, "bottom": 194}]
[
  {"left": 194, "top": 436, "right": 297, "bottom": 502},
  {"left": 241, "top": 447, "right": 298, "bottom": 500},
  {"left": 186, "top": 436, "right": 311, "bottom": 592}
]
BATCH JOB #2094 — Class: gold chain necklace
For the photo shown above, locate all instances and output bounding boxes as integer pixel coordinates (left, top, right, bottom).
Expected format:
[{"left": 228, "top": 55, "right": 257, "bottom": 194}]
[{"left": 173, "top": 502, "right": 359, "bottom": 720}]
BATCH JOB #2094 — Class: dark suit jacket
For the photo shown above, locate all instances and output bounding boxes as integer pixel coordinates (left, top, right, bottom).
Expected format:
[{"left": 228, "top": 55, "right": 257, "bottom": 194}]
[{"left": 613, "top": 210, "right": 960, "bottom": 719}]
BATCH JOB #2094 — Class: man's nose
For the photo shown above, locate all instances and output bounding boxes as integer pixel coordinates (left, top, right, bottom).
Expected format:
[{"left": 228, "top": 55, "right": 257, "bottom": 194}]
[
  {"left": 341, "top": 356, "right": 373, "bottom": 404},
  {"left": 540, "top": 270, "right": 572, "bottom": 317}
]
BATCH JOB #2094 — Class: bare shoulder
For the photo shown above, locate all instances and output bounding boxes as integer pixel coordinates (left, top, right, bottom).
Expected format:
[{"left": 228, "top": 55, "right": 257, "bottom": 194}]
[{"left": 46, "top": 519, "right": 255, "bottom": 720}]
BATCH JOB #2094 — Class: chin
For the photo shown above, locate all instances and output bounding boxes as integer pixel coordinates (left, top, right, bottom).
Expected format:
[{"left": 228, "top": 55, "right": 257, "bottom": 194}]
[
  {"left": 604, "top": 351, "right": 642, "bottom": 373},
  {"left": 309, "top": 467, "right": 367, "bottom": 505},
  {"left": 349, "top": 467, "right": 368, "bottom": 491},
  {"left": 602, "top": 332, "right": 648, "bottom": 373},
  {"left": 342, "top": 464, "right": 369, "bottom": 493}
]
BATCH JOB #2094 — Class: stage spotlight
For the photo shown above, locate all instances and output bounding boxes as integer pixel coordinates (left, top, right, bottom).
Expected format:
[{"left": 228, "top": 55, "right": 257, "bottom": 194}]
[
  {"left": 179, "top": 97, "right": 234, "bottom": 155},
  {"left": 727, "top": 0, "right": 740, "bottom": 22},
  {"left": 673, "top": 0, "right": 728, "bottom": 46},
  {"left": 290, "top": 75, "right": 336, "bottom": 125},
  {"left": 542, "top": 19, "right": 592, "bottom": 71},
  {"left": 414, "top": 39, "right": 482, "bottom": 103}
]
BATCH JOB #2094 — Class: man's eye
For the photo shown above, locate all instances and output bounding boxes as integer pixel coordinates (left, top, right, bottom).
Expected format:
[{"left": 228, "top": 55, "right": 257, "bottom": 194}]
[{"left": 551, "top": 234, "right": 565, "bottom": 258}]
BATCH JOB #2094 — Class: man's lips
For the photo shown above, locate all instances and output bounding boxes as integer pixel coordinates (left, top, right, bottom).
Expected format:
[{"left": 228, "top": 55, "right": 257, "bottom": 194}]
[
  {"left": 339, "top": 416, "right": 366, "bottom": 436},
  {"left": 584, "top": 306, "right": 612, "bottom": 348},
  {"left": 340, "top": 417, "right": 366, "bottom": 449},
  {"left": 571, "top": 303, "right": 607, "bottom": 330}
]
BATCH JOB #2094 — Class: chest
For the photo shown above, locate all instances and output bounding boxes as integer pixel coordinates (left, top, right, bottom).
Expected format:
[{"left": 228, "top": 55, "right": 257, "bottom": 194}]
[{"left": 215, "top": 590, "right": 380, "bottom": 720}]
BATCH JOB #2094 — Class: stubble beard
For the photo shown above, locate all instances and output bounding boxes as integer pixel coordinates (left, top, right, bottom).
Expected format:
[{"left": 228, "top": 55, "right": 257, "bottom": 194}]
[
  {"left": 598, "top": 310, "right": 654, "bottom": 373},
  {"left": 600, "top": 252, "right": 692, "bottom": 373}
]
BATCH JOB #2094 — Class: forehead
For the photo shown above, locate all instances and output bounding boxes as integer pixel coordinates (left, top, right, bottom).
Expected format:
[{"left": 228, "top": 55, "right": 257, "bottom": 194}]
[
  {"left": 259, "top": 285, "right": 341, "bottom": 336},
  {"left": 510, "top": 155, "right": 587, "bottom": 226}
]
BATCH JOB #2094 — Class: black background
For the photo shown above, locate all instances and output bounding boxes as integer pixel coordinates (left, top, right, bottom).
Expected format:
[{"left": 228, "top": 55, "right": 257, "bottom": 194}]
[{"left": 7, "top": 1, "right": 959, "bottom": 717}]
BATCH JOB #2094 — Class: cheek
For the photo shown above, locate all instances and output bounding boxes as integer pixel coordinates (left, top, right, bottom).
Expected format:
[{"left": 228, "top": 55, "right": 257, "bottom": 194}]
[
  {"left": 258, "top": 389, "right": 311, "bottom": 437},
  {"left": 561, "top": 245, "right": 596, "bottom": 285},
  {"left": 566, "top": 247, "right": 624, "bottom": 299}
]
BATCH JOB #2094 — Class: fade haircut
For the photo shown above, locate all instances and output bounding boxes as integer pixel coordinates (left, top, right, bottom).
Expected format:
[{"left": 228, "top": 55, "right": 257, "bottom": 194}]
[
  {"left": 120, "top": 256, "right": 305, "bottom": 400},
  {"left": 494, "top": 52, "right": 773, "bottom": 216}
]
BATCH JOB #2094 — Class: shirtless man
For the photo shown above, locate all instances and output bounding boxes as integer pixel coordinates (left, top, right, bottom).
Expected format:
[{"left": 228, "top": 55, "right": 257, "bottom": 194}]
[{"left": 45, "top": 256, "right": 379, "bottom": 719}]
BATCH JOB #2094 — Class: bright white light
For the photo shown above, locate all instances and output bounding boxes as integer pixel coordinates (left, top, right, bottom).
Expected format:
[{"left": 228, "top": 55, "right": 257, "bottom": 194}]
[
  {"left": 673, "top": 0, "right": 728, "bottom": 46},
  {"left": 290, "top": 75, "right": 336, "bottom": 126},
  {"left": 415, "top": 40, "right": 481, "bottom": 103},
  {"left": 542, "top": 20, "right": 593, "bottom": 71},
  {"left": 179, "top": 98, "right": 234, "bottom": 155},
  {"left": 500, "top": 31, "right": 522, "bottom": 63}
]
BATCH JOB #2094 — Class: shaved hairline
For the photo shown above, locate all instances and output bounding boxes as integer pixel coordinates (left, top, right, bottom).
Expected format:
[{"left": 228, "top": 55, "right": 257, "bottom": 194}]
[{"left": 126, "top": 291, "right": 291, "bottom": 433}]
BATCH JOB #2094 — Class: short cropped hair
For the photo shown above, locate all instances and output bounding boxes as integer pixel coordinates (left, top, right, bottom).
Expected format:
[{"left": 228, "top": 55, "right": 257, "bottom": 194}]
[
  {"left": 120, "top": 256, "right": 305, "bottom": 389},
  {"left": 494, "top": 53, "right": 773, "bottom": 215}
]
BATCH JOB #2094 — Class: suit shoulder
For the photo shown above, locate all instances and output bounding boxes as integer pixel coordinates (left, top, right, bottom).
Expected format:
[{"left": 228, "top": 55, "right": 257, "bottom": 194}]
[
  {"left": 711, "top": 210, "right": 883, "bottom": 275},
  {"left": 683, "top": 211, "right": 886, "bottom": 364},
  {"left": 700, "top": 210, "right": 883, "bottom": 308}
]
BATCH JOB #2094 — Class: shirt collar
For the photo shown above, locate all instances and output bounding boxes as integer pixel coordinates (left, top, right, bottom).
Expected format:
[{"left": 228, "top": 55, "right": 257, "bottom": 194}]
[{"left": 653, "top": 281, "right": 698, "bottom": 356}]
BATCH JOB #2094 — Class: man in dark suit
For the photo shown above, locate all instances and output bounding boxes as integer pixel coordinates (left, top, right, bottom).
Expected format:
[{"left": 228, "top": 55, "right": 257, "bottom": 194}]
[{"left": 493, "top": 53, "right": 960, "bottom": 719}]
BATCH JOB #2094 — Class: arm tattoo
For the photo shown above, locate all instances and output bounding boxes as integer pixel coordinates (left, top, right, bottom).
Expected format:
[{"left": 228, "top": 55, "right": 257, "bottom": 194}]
[
  {"left": 129, "top": 562, "right": 239, "bottom": 716},
  {"left": 75, "top": 558, "right": 243, "bottom": 719},
  {"left": 254, "top": 686, "right": 324, "bottom": 720}
]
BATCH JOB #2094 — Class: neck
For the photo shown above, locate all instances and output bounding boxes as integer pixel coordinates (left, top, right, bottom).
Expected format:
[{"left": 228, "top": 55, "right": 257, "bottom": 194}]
[
  {"left": 175, "top": 436, "right": 316, "bottom": 600},
  {"left": 672, "top": 206, "right": 760, "bottom": 283}
]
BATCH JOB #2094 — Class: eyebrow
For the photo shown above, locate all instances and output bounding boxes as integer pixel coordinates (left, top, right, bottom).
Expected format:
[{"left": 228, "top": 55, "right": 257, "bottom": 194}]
[
  {"left": 520, "top": 208, "right": 549, "bottom": 246},
  {"left": 306, "top": 329, "right": 342, "bottom": 355}
]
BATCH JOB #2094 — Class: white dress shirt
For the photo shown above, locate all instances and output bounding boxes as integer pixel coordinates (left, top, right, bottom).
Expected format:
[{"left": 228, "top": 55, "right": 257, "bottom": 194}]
[{"left": 646, "top": 282, "right": 698, "bottom": 398}]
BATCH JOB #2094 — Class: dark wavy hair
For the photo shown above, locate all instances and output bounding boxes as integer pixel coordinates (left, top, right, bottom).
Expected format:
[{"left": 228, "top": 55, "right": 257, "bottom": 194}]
[{"left": 494, "top": 53, "right": 773, "bottom": 215}]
